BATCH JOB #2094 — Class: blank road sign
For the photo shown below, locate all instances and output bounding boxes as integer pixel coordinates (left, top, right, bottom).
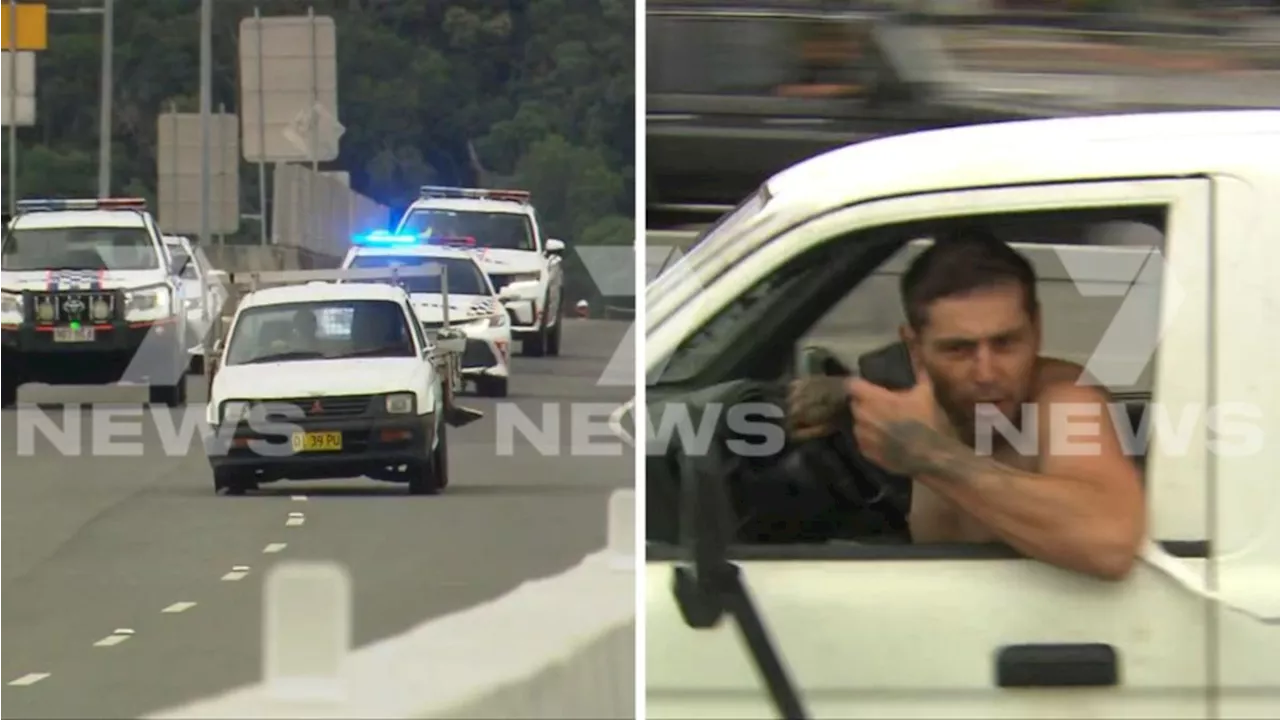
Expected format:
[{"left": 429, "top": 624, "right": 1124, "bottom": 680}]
[
  {"left": 239, "top": 14, "right": 340, "bottom": 163},
  {"left": 156, "top": 112, "right": 241, "bottom": 235},
  {"left": 0, "top": 3, "right": 47, "bottom": 51},
  {"left": 1, "top": 50, "right": 36, "bottom": 126}
]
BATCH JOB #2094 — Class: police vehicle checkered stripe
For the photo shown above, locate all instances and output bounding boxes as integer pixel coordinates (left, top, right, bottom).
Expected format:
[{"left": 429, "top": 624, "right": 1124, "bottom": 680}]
[
  {"left": 468, "top": 299, "right": 495, "bottom": 317},
  {"left": 45, "top": 269, "right": 104, "bottom": 291}
]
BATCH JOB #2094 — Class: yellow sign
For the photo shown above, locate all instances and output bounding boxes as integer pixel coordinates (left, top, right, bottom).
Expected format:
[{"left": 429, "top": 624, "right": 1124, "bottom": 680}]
[{"left": 0, "top": 4, "right": 47, "bottom": 52}]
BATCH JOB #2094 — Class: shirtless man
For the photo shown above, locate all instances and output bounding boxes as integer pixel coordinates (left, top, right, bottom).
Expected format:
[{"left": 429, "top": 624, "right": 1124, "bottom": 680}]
[{"left": 789, "top": 228, "right": 1146, "bottom": 580}]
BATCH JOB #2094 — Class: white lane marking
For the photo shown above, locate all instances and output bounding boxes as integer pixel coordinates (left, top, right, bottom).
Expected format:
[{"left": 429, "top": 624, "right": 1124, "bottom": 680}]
[
  {"left": 93, "top": 629, "right": 134, "bottom": 647},
  {"left": 285, "top": 512, "right": 305, "bottom": 527},
  {"left": 221, "top": 565, "right": 251, "bottom": 581},
  {"left": 161, "top": 601, "right": 197, "bottom": 614},
  {"left": 263, "top": 542, "right": 288, "bottom": 553},
  {"left": 291, "top": 495, "right": 308, "bottom": 501},
  {"left": 8, "top": 673, "right": 50, "bottom": 686}
]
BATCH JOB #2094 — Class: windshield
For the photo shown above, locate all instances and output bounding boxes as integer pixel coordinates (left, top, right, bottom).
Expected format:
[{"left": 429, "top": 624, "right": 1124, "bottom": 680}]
[
  {"left": 225, "top": 299, "right": 417, "bottom": 366},
  {"left": 347, "top": 255, "right": 490, "bottom": 296},
  {"left": 398, "top": 209, "right": 536, "bottom": 251},
  {"left": 647, "top": 187, "right": 773, "bottom": 332},
  {"left": 165, "top": 244, "right": 199, "bottom": 279},
  {"left": 2, "top": 226, "right": 161, "bottom": 271}
]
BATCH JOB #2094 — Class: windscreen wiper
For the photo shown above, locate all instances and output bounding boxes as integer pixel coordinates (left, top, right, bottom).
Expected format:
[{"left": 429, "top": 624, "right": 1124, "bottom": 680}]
[{"left": 240, "top": 350, "right": 324, "bottom": 364}]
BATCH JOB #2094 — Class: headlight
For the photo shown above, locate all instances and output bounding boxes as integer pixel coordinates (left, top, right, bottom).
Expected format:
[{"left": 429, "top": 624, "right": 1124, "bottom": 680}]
[
  {"left": 385, "top": 392, "right": 415, "bottom": 414},
  {"left": 220, "top": 400, "right": 251, "bottom": 423},
  {"left": 124, "top": 284, "right": 172, "bottom": 319}
]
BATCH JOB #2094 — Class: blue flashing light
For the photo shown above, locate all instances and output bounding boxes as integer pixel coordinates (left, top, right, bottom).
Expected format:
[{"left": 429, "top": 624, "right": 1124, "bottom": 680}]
[
  {"left": 16, "top": 197, "right": 147, "bottom": 213},
  {"left": 352, "top": 230, "right": 421, "bottom": 246}
]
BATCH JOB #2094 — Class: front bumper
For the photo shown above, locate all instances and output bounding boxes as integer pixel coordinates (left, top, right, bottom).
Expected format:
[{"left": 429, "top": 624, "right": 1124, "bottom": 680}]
[
  {"left": 205, "top": 412, "right": 436, "bottom": 480},
  {"left": 2, "top": 317, "right": 180, "bottom": 354},
  {"left": 459, "top": 325, "right": 511, "bottom": 377}
]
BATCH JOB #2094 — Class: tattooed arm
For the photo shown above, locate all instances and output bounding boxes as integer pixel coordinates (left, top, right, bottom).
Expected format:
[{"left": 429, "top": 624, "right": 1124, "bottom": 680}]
[{"left": 885, "top": 383, "right": 1146, "bottom": 580}]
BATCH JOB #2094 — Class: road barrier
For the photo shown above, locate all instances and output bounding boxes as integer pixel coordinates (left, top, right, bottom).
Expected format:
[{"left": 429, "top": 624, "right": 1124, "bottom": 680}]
[{"left": 147, "top": 489, "right": 637, "bottom": 719}]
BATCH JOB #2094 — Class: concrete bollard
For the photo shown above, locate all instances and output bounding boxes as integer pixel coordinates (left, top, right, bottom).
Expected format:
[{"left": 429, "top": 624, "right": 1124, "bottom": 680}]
[{"left": 263, "top": 560, "right": 352, "bottom": 701}]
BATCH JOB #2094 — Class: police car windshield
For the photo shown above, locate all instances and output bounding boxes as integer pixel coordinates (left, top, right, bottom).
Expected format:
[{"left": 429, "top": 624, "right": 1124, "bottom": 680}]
[
  {"left": 398, "top": 210, "right": 536, "bottom": 251},
  {"left": 226, "top": 300, "right": 416, "bottom": 366},
  {"left": 348, "top": 255, "right": 489, "bottom": 296},
  {"left": 2, "top": 226, "right": 161, "bottom": 272}
]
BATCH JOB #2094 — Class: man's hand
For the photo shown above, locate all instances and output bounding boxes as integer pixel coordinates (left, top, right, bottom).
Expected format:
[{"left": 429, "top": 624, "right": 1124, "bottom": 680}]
[
  {"left": 785, "top": 375, "right": 852, "bottom": 441},
  {"left": 847, "top": 373, "right": 944, "bottom": 475}
]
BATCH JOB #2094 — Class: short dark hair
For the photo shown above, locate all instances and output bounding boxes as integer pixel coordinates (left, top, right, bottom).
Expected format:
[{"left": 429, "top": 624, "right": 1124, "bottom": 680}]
[{"left": 900, "top": 226, "right": 1038, "bottom": 332}]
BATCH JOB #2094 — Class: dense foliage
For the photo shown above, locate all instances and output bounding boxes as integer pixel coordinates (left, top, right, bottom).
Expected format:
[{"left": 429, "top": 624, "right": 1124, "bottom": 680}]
[{"left": 3, "top": 0, "right": 635, "bottom": 269}]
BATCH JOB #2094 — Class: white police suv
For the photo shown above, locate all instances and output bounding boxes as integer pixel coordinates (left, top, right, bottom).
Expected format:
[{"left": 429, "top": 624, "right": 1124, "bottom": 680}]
[
  {"left": 394, "top": 186, "right": 566, "bottom": 357},
  {"left": 1, "top": 198, "right": 191, "bottom": 407},
  {"left": 340, "top": 231, "right": 513, "bottom": 397},
  {"left": 204, "top": 268, "right": 480, "bottom": 496}
]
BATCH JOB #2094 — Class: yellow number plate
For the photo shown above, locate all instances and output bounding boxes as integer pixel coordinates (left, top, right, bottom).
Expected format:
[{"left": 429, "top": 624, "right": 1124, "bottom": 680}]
[{"left": 291, "top": 431, "right": 343, "bottom": 452}]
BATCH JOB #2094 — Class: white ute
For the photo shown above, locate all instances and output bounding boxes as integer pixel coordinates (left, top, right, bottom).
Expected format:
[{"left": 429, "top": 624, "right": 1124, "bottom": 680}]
[
  {"left": 1, "top": 198, "right": 191, "bottom": 407},
  {"left": 203, "top": 266, "right": 481, "bottom": 496},
  {"left": 340, "top": 232, "right": 513, "bottom": 397},
  {"left": 394, "top": 186, "right": 566, "bottom": 357},
  {"left": 645, "top": 110, "right": 1280, "bottom": 718}
]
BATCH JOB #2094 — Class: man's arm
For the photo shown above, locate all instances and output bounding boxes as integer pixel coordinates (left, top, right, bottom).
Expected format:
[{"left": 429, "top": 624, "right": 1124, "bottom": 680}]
[{"left": 885, "top": 383, "right": 1146, "bottom": 580}]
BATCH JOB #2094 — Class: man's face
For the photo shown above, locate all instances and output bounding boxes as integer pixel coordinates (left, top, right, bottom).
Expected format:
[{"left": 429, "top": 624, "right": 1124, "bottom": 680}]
[{"left": 904, "top": 283, "right": 1040, "bottom": 432}]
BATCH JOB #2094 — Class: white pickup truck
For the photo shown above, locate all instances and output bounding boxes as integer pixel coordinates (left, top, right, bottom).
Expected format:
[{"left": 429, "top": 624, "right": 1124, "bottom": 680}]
[{"left": 645, "top": 110, "right": 1279, "bottom": 718}]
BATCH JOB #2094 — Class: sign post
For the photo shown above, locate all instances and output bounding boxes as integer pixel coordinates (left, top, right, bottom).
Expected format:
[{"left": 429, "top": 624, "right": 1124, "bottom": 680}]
[{"left": 2, "top": 1, "right": 46, "bottom": 215}]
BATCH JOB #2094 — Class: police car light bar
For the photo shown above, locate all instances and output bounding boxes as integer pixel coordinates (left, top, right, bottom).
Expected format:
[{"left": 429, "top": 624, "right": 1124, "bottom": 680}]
[
  {"left": 231, "top": 266, "right": 444, "bottom": 288},
  {"left": 16, "top": 197, "right": 148, "bottom": 213},
  {"left": 353, "top": 230, "right": 420, "bottom": 246},
  {"left": 418, "top": 186, "right": 531, "bottom": 204}
]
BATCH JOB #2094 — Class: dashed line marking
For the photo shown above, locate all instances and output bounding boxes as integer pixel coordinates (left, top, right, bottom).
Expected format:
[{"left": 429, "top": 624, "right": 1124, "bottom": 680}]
[
  {"left": 263, "top": 542, "right": 288, "bottom": 553},
  {"left": 285, "top": 512, "right": 305, "bottom": 527},
  {"left": 8, "top": 673, "right": 50, "bottom": 686},
  {"left": 93, "top": 629, "right": 134, "bottom": 647},
  {"left": 291, "top": 495, "right": 308, "bottom": 501},
  {"left": 161, "top": 601, "right": 197, "bottom": 614},
  {"left": 221, "top": 565, "right": 251, "bottom": 582}
]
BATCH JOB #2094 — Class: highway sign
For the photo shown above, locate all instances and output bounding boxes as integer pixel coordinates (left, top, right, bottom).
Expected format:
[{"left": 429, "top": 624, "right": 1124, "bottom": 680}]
[
  {"left": 156, "top": 112, "right": 241, "bottom": 235},
  {"left": 281, "top": 101, "right": 344, "bottom": 162},
  {"left": 238, "top": 13, "right": 340, "bottom": 163},
  {"left": 0, "top": 3, "right": 47, "bottom": 51},
  {"left": 1, "top": 51, "right": 35, "bottom": 126}
]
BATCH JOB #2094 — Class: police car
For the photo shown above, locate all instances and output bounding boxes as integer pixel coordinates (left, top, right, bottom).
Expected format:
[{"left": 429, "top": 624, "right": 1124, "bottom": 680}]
[
  {"left": 394, "top": 186, "right": 566, "bottom": 358},
  {"left": 163, "top": 233, "right": 230, "bottom": 375},
  {"left": 1, "top": 198, "right": 191, "bottom": 407},
  {"left": 203, "top": 266, "right": 481, "bottom": 496},
  {"left": 340, "top": 231, "right": 513, "bottom": 397}
]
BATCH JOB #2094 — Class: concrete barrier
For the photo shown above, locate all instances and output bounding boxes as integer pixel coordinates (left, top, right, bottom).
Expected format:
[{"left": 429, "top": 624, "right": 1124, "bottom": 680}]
[{"left": 145, "top": 489, "right": 636, "bottom": 719}]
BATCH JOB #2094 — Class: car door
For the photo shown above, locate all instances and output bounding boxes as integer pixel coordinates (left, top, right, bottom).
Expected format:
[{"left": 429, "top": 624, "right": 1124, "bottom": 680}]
[{"left": 646, "top": 178, "right": 1215, "bottom": 719}]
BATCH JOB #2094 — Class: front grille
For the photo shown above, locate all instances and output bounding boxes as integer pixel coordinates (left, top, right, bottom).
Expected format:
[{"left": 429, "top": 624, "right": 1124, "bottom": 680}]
[
  {"left": 29, "top": 291, "right": 118, "bottom": 325},
  {"left": 258, "top": 394, "right": 375, "bottom": 419}
]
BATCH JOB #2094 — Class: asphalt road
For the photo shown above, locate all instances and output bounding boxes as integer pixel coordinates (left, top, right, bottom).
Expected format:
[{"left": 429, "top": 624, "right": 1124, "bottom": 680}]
[{"left": 1, "top": 319, "right": 635, "bottom": 719}]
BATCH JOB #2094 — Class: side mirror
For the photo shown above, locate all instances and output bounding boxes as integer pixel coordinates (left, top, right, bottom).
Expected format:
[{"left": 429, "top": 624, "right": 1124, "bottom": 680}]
[
  {"left": 545, "top": 238, "right": 565, "bottom": 254},
  {"left": 498, "top": 285, "right": 521, "bottom": 302}
]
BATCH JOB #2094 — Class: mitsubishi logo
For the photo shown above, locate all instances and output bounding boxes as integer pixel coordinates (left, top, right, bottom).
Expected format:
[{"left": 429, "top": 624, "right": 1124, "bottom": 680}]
[{"left": 309, "top": 400, "right": 323, "bottom": 414}]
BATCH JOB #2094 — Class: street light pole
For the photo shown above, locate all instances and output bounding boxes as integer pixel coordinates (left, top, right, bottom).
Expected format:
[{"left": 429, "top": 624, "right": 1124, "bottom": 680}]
[
  {"left": 96, "top": 0, "right": 114, "bottom": 197},
  {"left": 199, "top": 0, "right": 211, "bottom": 244}
]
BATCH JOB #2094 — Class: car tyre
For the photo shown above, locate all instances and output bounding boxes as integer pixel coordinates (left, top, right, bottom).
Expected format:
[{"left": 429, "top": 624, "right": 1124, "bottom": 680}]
[
  {"left": 546, "top": 312, "right": 562, "bottom": 357},
  {"left": 409, "top": 419, "right": 448, "bottom": 495},
  {"left": 150, "top": 375, "right": 188, "bottom": 407},
  {"left": 0, "top": 356, "right": 21, "bottom": 407},
  {"left": 521, "top": 324, "right": 547, "bottom": 357},
  {"left": 475, "top": 376, "right": 508, "bottom": 398},
  {"left": 213, "top": 466, "right": 256, "bottom": 495}
]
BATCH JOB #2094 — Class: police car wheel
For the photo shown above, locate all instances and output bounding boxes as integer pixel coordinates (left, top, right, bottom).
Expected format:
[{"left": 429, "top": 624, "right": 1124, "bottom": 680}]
[
  {"left": 2, "top": 375, "right": 18, "bottom": 408},
  {"left": 476, "top": 376, "right": 508, "bottom": 398},
  {"left": 149, "top": 379, "right": 187, "bottom": 407},
  {"left": 521, "top": 325, "right": 547, "bottom": 357}
]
